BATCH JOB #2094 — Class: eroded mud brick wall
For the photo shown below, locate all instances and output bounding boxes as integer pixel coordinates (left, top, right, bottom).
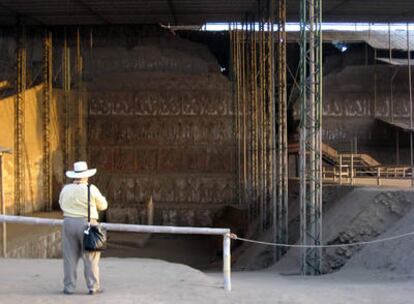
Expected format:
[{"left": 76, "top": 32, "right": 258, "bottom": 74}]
[
  {"left": 294, "top": 65, "right": 414, "bottom": 163},
  {"left": 87, "top": 33, "right": 235, "bottom": 226}
]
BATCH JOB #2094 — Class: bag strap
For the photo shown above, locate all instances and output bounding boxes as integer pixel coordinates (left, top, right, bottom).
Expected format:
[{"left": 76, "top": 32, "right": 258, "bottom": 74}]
[{"left": 87, "top": 184, "right": 91, "bottom": 223}]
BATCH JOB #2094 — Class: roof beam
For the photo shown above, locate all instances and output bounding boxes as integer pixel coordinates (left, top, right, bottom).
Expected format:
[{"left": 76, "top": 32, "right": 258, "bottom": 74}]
[
  {"left": 73, "top": 0, "right": 112, "bottom": 25},
  {"left": 0, "top": 2, "right": 45, "bottom": 26}
]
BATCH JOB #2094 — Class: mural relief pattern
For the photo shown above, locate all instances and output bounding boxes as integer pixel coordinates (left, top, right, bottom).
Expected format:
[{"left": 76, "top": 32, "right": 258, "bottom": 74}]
[
  {"left": 88, "top": 80, "right": 235, "bottom": 224},
  {"left": 323, "top": 94, "right": 411, "bottom": 118}
]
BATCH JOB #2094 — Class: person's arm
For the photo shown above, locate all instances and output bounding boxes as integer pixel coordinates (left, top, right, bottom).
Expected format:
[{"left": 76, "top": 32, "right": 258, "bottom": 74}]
[
  {"left": 58, "top": 186, "right": 66, "bottom": 209},
  {"left": 90, "top": 184, "right": 108, "bottom": 211}
]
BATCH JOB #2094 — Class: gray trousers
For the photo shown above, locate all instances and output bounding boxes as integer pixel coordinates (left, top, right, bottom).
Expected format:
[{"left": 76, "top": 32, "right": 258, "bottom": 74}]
[{"left": 62, "top": 217, "right": 101, "bottom": 293}]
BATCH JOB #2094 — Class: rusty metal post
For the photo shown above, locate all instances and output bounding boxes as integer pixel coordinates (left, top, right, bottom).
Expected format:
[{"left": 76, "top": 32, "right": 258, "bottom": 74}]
[
  {"left": 350, "top": 154, "right": 354, "bottom": 185},
  {"left": 408, "top": 24, "right": 413, "bottom": 187},
  {"left": 63, "top": 29, "right": 71, "bottom": 181},
  {"left": 377, "top": 167, "right": 381, "bottom": 186},
  {"left": 15, "top": 23, "right": 26, "bottom": 215},
  {"left": 43, "top": 31, "right": 53, "bottom": 211},
  {"left": 276, "top": 0, "right": 288, "bottom": 258},
  {"left": 299, "top": 0, "right": 323, "bottom": 275},
  {"left": 0, "top": 154, "right": 6, "bottom": 257},
  {"left": 76, "top": 28, "right": 84, "bottom": 161}
]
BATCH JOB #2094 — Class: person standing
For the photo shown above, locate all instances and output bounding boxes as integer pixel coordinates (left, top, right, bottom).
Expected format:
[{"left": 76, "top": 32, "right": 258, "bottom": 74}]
[{"left": 59, "top": 161, "right": 108, "bottom": 295}]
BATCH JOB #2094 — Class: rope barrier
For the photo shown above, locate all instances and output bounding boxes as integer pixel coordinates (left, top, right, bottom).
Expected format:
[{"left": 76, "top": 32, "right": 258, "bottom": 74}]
[{"left": 230, "top": 230, "right": 414, "bottom": 248}]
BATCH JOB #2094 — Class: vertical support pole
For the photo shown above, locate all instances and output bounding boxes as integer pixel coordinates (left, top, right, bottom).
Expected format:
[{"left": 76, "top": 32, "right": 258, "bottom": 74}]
[
  {"left": 250, "top": 21, "right": 258, "bottom": 218},
  {"left": 396, "top": 130, "right": 400, "bottom": 165},
  {"left": 408, "top": 24, "right": 413, "bottom": 187},
  {"left": 339, "top": 154, "right": 342, "bottom": 184},
  {"left": 237, "top": 28, "right": 242, "bottom": 205},
  {"left": 230, "top": 25, "right": 234, "bottom": 202},
  {"left": 76, "top": 28, "right": 84, "bottom": 161},
  {"left": 377, "top": 167, "right": 381, "bottom": 186},
  {"left": 354, "top": 136, "right": 358, "bottom": 154},
  {"left": 258, "top": 16, "right": 265, "bottom": 229},
  {"left": 43, "top": 31, "right": 53, "bottom": 211},
  {"left": 374, "top": 48, "right": 377, "bottom": 117},
  {"left": 15, "top": 23, "right": 26, "bottom": 215},
  {"left": 389, "top": 23, "right": 394, "bottom": 123},
  {"left": 276, "top": 0, "right": 288, "bottom": 259},
  {"left": 350, "top": 154, "right": 354, "bottom": 185},
  {"left": 0, "top": 154, "right": 6, "bottom": 257},
  {"left": 266, "top": 0, "right": 274, "bottom": 233},
  {"left": 223, "top": 233, "right": 232, "bottom": 291},
  {"left": 62, "top": 29, "right": 71, "bottom": 181},
  {"left": 299, "top": 0, "right": 323, "bottom": 275}
]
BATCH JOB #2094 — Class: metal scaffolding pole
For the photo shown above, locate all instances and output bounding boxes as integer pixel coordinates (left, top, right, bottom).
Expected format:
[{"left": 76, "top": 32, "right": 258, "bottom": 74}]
[
  {"left": 408, "top": 24, "right": 413, "bottom": 187},
  {"left": 250, "top": 23, "right": 258, "bottom": 216},
  {"left": 241, "top": 23, "right": 248, "bottom": 206},
  {"left": 15, "top": 24, "right": 27, "bottom": 215},
  {"left": 43, "top": 31, "right": 53, "bottom": 211},
  {"left": 235, "top": 28, "right": 242, "bottom": 205},
  {"left": 0, "top": 149, "right": 12, "bottom": 257},
  {"left": 252, "top": 30, "right": 260, "bottom": 218},
  {"left": 299, "top": 0, "right": 323, "bottom": 275},
  {"left": 76, "top": 28, "right": 83, "bottom": 161},
  {"left": 62, "top": 29, "right": 71, "bottom": 180},
  {"left": 276, "top": 0, "right": 288, "bottom": 259},
  {"left": 258, "top": 17, "right": 266, "bottom": 230}
]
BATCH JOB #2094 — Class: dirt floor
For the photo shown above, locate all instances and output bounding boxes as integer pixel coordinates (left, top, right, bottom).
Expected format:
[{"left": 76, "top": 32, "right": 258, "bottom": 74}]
[
  {"left": 0, "top": 258, "right": 413, "bottom": 304},
  {"left": 3, "top": 187, "right": 414, "bottom": 303}
]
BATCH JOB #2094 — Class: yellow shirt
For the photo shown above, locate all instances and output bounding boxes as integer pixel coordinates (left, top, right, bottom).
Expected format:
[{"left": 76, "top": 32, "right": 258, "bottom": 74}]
[{"left": 59, "top": 183, "right": 108, "bottom": 220}]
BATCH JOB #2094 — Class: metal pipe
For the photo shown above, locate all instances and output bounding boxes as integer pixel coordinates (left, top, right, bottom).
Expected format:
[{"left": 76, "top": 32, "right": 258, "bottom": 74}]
[
  {"left": 15, "top": 24, "right": 27, "bottom": 215},
  {"left": 223, "top": 233, "right": 231, "bottom": 291},
  {"left": 0, "top": 214, "right": 232, "bottom": 291},
  {"left": 277, "top": 0, "right": 288, "bottom": 259},
  {"left": 43, "top": 31, "right": 53, "bottom": 211},
  {"left": 396, "top": 130, "right": 400, "bottom": 165},
  {"left": 242, "top": 25, "right": 248, "bottom": 206},
  {"left": 0, "top": 155, "right": 6, "bottom": 257},
  {"left": 408, "top": 24, "right": 413, "bottom": 187},
  {"left": 63, "top": 29, "right": 71, "bottom": 181},
  {"left": 300, "top": 0, "right": 323, "bottom": 275}
]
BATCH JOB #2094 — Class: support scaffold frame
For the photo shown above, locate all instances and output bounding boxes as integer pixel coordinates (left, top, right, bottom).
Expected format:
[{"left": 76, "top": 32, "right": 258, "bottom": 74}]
[
  {"left": 229, "top": 0, "right": 289, "bottom": 260},
  {"left": 62, "top": 29, "right": 71, "bottom": 181},
  {"left": 299, "top": 0, "right": 323, "bottom": 275},
  {"left": 276, "top": 0, "right": 288, "bottom": 259},
  {"left": 15, "top": 23, "right": 27, "bottom": 215},
  {"left": 43, "top": 31, "right": 53, "bottom": 211}
]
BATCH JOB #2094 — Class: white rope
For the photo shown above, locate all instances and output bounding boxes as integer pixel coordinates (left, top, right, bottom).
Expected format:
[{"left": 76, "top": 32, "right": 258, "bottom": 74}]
[{"left": 231, "top": 230, "right": 414, "bottom": 248}]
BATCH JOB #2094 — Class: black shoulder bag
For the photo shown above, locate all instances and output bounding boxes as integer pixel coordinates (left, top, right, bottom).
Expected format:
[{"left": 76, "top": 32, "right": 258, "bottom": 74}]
[{"left": 83, "top": 184, "right": 107, "bottom": 251}]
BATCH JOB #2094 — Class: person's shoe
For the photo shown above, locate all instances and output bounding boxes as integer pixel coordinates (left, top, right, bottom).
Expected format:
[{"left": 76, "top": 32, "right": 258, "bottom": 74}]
[
  {"left": 63, "top": 289, "right": 74, "bottom": 295},
  {"left": 88, "top": 289, "right": 104, "bottom": 295}
]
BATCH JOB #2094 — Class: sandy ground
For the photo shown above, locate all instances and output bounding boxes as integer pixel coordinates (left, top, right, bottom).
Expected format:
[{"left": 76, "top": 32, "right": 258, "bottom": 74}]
[{"left": 0, "top": 258, "right": 413, "bottom": 304}]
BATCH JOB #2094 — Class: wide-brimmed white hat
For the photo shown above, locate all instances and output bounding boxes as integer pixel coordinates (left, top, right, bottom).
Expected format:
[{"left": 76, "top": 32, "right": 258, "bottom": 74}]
[{"left": 66, "top": 161, "right": 97, "bottom": 179}]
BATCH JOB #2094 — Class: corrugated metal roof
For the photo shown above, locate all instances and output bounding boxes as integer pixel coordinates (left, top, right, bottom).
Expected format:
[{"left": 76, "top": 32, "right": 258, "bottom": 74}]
[
  {"left": 287, "top": 30, "right": 414, "bottom": 51},
  {"left": 0, "top": 0, "right": 413, "bottom": 26}
]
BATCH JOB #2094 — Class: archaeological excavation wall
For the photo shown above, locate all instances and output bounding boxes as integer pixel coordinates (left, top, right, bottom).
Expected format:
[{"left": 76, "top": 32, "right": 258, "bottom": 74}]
[
  {"left": 294, "top": 64, "right": 414, "bottom": 164},
  {"left": 86, "top": 34, "right": 236, "bottom": 226},
  {"left": 0, "top": 85, "right": 67, "bottom": 214}
]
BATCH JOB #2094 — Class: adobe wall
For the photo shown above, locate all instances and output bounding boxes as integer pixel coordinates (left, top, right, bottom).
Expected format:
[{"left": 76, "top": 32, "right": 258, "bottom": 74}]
[
  {"left": 294, "top": 64, "right": 414, "bottom": 164},
  {"left": 0, "top": 85, "right": 66, "bottom": 214},
  {"left": 86, "top": 35, "right": 235, "bottom": 226}
]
